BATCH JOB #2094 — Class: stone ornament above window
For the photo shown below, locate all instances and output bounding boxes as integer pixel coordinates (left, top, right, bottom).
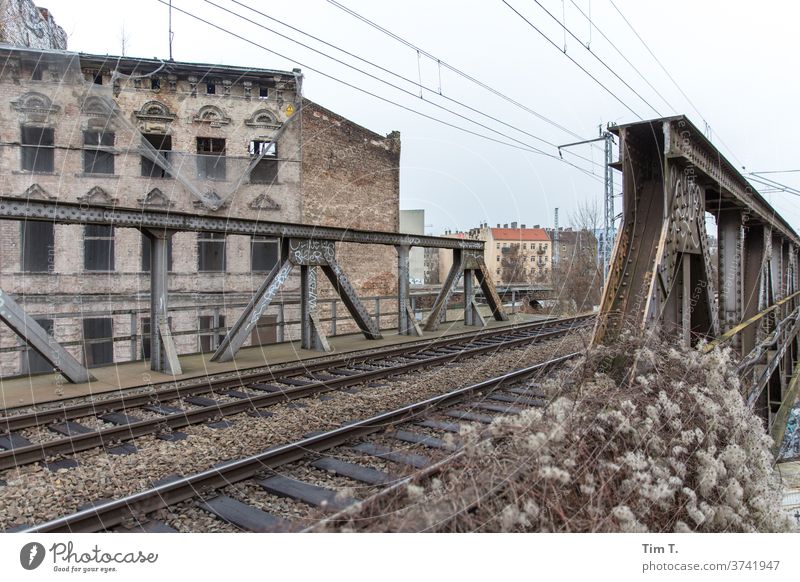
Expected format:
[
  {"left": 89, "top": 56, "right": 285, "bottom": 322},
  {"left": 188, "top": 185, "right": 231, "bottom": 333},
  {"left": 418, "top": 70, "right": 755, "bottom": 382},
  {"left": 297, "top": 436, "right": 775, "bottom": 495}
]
[
  {"left": 249, "top": 192, "right": 281, "bottom": 211},
  {"left": 245, "top": 108, "right": 281, "bottom": 129},
  {"left": 11, "top": 91, "right": 60, "bottom": 123},
  {"left": 192, "top": 105, "right": 231, "bottom": 127},
  {"left": 138, "top": 187, "right": 174, "bottom": 208},
  {"left": 77, "top": 186, "right": 118, "bottom": 206},
  {"left": 11, "top": 91, "right": 60, "bottom": 114},
  {"left": 134, "top": 100, "right": 177, "bottom": 122},
  {"left": 23, "top": 183, "right": 56, "bottom": 200},
  {"left": 81, "top": 95, "right": 115, "bottom": 116}
]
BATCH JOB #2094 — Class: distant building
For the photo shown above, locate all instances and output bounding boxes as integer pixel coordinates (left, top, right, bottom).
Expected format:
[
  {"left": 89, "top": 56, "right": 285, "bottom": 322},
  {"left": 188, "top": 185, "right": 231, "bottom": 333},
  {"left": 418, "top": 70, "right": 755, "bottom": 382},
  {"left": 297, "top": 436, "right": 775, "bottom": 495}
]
[
  {"left": 470, "top": 222, "right": 551, "bottom": 285},
  {"left": 546, "top": 227, "right": 598, "bottom": 269},
  {"left": 399, "top": 209, "right": 425, "bottom": 284},
  {"left": 437, "top": 222, "right": 552, "bottom": 286}
]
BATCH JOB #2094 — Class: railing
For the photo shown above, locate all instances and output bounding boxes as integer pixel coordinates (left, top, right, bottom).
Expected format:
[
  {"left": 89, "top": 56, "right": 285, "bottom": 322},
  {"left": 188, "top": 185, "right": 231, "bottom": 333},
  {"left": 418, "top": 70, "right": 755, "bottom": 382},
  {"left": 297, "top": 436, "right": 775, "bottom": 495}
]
[{"left": 1, "top": 288, "right": 514, "bottom": 376}]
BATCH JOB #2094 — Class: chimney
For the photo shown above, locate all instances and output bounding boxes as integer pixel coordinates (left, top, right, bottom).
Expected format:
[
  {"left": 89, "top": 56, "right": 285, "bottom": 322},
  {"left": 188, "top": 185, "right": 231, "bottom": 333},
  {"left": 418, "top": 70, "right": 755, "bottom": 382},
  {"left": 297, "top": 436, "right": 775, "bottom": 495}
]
[
  {"left": 496, "top": 223, "right": 500, "bottom": 228},
  {"left": 534, "top": 224, "right": 540, "bottom": 229},
  {"left": 503, "top": 223, "right": 508, "bottom": 228},
  {"left": 511, "top": 221, "right": 517, "bottom": 229},
  {"left": 521, "top": 224, "right": 526, "bottom": 228}
]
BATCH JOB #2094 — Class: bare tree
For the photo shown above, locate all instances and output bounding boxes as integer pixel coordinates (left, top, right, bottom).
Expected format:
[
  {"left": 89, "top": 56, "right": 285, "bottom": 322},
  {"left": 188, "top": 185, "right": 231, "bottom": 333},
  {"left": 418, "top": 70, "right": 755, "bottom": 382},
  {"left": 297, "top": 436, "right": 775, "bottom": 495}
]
[
  {"left": 553, "top": 198, "right": 604, "bottom": 313},
  {"left": 501, "top": 244, "right": 528, "bottom": 284}
]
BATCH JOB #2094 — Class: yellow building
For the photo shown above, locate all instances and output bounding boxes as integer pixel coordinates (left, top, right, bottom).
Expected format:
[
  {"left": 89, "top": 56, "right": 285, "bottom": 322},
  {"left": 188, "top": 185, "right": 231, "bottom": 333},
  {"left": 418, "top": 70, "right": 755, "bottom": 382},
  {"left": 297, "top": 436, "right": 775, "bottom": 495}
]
[{"left": 438, "top": 222, "right": 552, "bottom": 286}]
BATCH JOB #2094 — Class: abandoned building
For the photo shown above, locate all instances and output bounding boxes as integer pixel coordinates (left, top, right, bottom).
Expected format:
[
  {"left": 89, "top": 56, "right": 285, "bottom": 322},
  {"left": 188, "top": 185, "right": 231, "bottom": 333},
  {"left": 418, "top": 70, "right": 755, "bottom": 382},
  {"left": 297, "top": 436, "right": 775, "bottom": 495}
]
[{"left": 0, "top": 40, "right": 400, "bottom": 377}]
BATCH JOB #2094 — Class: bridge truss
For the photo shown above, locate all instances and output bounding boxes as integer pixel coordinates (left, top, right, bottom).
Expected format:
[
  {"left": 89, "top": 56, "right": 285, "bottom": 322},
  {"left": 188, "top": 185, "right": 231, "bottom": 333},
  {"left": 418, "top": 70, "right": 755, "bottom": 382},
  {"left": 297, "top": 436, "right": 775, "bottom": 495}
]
[{"left": 595, "top": 115, "right": 800, "bottom": 434}]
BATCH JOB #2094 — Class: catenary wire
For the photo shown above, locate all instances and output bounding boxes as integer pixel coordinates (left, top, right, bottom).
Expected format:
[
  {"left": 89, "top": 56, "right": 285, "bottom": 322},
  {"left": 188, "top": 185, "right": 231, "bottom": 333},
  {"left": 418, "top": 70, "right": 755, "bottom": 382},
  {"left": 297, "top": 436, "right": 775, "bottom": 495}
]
[
  {"left": 158, "top": 0, "right": 606, "bottom": 182},
  {"left": 501, "top": 0, "right": 643, "bottom": 120}
]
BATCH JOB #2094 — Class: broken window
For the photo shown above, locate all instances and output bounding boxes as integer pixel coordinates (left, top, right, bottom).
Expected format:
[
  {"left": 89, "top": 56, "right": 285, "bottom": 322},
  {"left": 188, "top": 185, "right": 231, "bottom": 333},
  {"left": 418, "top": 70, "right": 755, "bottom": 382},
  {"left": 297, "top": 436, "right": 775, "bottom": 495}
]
[
  {"left": 141, "top": 234, "right": 174, "bottom": 272},
  {"left": 199, "top": 315, "right": 226, "bottom": 352},
  {"left": 151, "top": 78, "right": 160, "bottom": 90},
  {"left": 20, "top": 220, "right": 54, "bottom": 272},
  {"left": 141, "top": 133, "right": 172, "bottom": 178},
  {"left": 83, "top": 317, "right": 113, "bottom": 367},
  {"left": 196, "top": 137, "right": 226, "bottom": 181},
  {"left": 251, "top": 236, "right": 279, "bottom": 272},
  {"left": 206, "top": 82, "right": 216, "bottom": 94},
  {"left": 84, "top": 224, "right": 115, "bottom": 271},
  {"left": 198, "top": 231, "right": 226, "bottom": 271},
  {"left": 259, "top": 86, "right": 269, "bottom": 99},
  {"left": 249, "top": 140, "right": 278, "bottom": 184},
  {"left": 21, "top": 318, "right": 55, "bottom": 374},
  {"left": 30, "top": 61, "right": 44, "bottom": 81},
  {"left": 21, "top": 126, "right": 55, "bottom": 172},
  {"left": 83, "top": 130, "right": 115, "bottom": 174}
]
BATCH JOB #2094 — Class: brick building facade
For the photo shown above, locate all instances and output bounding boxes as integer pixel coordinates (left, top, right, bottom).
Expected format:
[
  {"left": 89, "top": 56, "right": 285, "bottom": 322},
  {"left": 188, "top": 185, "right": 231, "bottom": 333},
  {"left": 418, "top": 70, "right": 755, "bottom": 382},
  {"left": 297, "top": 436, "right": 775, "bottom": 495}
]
[{"left": 0, "top": 44, "right": 400, "bottom": 377}]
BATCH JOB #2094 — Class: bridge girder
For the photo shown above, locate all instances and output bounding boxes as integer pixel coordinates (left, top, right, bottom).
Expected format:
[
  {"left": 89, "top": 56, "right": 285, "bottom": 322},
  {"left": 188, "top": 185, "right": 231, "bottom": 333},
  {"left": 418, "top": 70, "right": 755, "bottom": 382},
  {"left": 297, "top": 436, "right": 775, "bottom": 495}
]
[{"left": 595, "top": 115, "right": 800, "bottom": 431}]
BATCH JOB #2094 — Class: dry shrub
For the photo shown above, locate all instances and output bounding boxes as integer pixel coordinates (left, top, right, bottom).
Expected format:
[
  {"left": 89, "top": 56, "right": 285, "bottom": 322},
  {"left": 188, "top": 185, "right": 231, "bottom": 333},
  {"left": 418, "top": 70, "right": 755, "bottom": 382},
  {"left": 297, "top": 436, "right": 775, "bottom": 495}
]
[{"left": 328, "top": 334, "right": 794, "bottom": 532}]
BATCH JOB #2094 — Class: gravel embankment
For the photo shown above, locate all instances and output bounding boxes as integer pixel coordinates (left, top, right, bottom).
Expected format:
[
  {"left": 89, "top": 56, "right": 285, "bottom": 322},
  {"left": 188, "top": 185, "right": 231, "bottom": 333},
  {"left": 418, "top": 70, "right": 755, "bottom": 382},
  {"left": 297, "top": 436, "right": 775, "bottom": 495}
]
[{"left": 0, "top": 331, "right": 588, "bottom": 530}]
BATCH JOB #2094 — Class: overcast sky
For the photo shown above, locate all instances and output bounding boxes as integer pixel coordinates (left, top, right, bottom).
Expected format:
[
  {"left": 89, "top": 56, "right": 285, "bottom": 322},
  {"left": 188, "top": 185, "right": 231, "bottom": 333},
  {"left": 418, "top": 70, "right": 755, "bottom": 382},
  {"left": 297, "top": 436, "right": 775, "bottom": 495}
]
[{"left": 40, "top": 0, "right": 800, "bottom": 235}]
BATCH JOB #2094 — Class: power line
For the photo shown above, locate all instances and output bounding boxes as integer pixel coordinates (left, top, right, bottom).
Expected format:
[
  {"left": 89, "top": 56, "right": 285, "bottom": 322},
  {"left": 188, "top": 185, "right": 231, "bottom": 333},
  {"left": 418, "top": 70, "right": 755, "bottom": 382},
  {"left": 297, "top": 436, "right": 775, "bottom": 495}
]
[
  {"left": 326, "top": 0, "right": 591, "bottom": 143},
  {"left": 201, "top": 0, "right": 608, "bottom": 178},
  {"left": 531, "top": 0, "right": 662, "bottom": 116},
  {"left": 606, "top": 0, "right": 746, "bottom": 169},
  {"left": 501, "top": 0, "right": 643, "bottom": 120},
  {"left": 567, "top": 0, "right": 677, "bottom": 113},
  {"left": 221, "top": 0, "right": 604, "bottom": 171},
  {"left": 158, "top": 1, "right": 606, "bottom": 182}
]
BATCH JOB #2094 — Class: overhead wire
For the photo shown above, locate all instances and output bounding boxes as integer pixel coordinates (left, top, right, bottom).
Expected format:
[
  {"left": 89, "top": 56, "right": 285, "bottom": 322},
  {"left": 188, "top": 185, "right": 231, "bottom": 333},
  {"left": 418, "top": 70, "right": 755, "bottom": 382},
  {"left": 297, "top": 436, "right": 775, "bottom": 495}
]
[
  {"left": 158, "top": 0, "right": 607, "bottom": 182},
  {"left": 221, "top": 0, "right": 606, "bottom": 171},
  {"left": 326, "top": 0, "right": 591, "bottom": 143},
  {"left": 501, "top": 0, "right": 643, "bottom": 120},
  {"left": 567, "top": 0, "right": 676, "bottom": 113},
  {"left": 531, "top": 0, "right": 662, "bottom": 117},
  {"left": 606, "top": 0, "right": 747, "bottom": 169}
]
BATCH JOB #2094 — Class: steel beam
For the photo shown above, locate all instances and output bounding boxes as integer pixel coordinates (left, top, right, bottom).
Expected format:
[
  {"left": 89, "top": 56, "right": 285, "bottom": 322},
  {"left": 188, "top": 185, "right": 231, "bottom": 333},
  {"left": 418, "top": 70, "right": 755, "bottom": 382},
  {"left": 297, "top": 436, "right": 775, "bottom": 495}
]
[
  {"left": 143, "top": 228, "right": 182, "bottom": 375},
  {"left": 473, "top": 257, "right": 509, "bottom": 322},
  {"left": 396, "top": 245, "right": 419, "bottom": 336},
  {"left": 301, "top": 266, "right": 330, "bottom": 352},
  {"left": 425, "top": 249, "right": 463, "bottom": 332},
  {"left": 0, "top": 288, "right": 94, "bottom": 384},
  {"left": 212, "top": 245, "right": 294, "bottom": 362},
  {"left": 0, "top": 197, "right": 483, "bottom": 251},
  {"left": 320, "top": 255, "right": 381, "bottom": 340},
  {"left": 717, "top": 210, "right": 744, "bottom": 347}
]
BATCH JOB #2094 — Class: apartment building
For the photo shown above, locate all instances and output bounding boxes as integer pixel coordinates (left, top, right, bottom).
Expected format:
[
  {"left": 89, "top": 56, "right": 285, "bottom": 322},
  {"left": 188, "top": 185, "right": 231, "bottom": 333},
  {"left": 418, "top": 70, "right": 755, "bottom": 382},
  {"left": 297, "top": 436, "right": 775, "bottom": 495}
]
[{"left": 0, "top": 31, "right": 399, "bottom": 376}]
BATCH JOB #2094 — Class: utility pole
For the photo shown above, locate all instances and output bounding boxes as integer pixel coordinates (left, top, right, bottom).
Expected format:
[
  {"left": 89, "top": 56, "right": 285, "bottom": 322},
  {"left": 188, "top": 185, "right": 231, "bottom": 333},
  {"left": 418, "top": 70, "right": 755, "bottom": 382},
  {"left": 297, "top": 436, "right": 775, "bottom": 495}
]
[
  {"left": 558, "top": 127, "right": 616, "bottom": 282},
  {"left": 553, "top": 207, "right": 559, "bottom": 265}
]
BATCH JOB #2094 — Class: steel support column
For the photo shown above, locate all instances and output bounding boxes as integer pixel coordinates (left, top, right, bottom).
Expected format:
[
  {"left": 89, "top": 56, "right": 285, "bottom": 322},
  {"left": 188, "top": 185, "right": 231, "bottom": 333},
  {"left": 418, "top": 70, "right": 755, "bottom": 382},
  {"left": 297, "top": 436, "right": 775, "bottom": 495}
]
[
  {"left": 396, "top": 245, "right": 421, "bottom": 336},
  {"left": 301, "top": 265, "right": 330, "bottom": 352},
  {"left": 143, "top": 228, "right": 181, "bottom": 375},
  {"left": 742, "top": 224, "right": 765, "bottom": 357},
  {"left": 473, "top": 256, "right": 509, "bottom": 322},
  {"left": 0, "top": 288, "right": 94, "bottom": 383},
  {"left": 717, "top": 210, "right": 744, "bottom": 347}
]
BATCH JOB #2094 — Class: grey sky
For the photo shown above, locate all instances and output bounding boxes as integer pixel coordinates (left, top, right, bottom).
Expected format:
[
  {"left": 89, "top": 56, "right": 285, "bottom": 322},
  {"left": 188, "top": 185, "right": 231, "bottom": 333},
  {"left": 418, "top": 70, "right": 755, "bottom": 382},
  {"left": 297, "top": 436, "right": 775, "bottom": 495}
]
[{"left": 40, "top": 0, "right": 800, "bottom": 235}]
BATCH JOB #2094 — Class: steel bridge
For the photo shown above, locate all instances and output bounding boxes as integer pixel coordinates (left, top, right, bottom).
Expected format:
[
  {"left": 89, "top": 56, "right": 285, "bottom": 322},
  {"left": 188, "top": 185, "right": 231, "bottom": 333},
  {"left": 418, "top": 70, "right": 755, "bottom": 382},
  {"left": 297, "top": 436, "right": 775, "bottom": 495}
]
[
  {"left": 0, "top": 196, "right": 507, "bottom": 383},
  {"left": 594, "top": 115, "right": 800, "bottom": 441}
]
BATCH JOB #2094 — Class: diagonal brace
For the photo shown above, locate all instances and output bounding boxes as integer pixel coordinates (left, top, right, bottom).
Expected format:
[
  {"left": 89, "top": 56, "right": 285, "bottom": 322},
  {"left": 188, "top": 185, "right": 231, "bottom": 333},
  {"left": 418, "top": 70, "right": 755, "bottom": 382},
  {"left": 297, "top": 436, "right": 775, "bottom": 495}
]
[
  {"left": 212, "top": 247, "right": 295, "bottom": 362},
  {"left": 0, "top": 288, "right": 94, "bottom": 384},
  {"left": 425, "top": 249, "right": 463, "bottom": 332},
  {"left": 320, "top": 256, "right": 381, "bottom": 340}
]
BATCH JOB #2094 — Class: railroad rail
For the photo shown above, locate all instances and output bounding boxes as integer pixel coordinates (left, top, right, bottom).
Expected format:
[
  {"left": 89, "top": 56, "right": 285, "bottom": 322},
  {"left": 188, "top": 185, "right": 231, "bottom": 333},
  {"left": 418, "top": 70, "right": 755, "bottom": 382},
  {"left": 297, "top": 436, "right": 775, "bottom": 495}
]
[
  {"left": 0, "top": 315, "right": 593, "bottom": 472},
  {"left": 13, "top": 352, "right": 575, "bottom": 533}
]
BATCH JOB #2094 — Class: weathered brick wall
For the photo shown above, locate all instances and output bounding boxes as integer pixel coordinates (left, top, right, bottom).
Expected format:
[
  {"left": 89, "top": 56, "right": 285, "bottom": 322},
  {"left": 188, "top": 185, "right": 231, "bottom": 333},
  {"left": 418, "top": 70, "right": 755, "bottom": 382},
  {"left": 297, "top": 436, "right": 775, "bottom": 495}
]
[{"left": 300, "top": 100, "right": 400, "bottom": 335}]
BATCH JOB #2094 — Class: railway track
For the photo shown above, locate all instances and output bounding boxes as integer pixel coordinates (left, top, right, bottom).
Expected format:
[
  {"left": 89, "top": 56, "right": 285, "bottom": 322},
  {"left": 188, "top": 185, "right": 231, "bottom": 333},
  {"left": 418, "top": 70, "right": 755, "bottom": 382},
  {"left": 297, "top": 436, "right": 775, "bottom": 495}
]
[
  {"left": 14, "top": 352, "right": 576, "bottom": 533},
  {"left": 0, "top": 315, "right": 592, "bottom": 472}
]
